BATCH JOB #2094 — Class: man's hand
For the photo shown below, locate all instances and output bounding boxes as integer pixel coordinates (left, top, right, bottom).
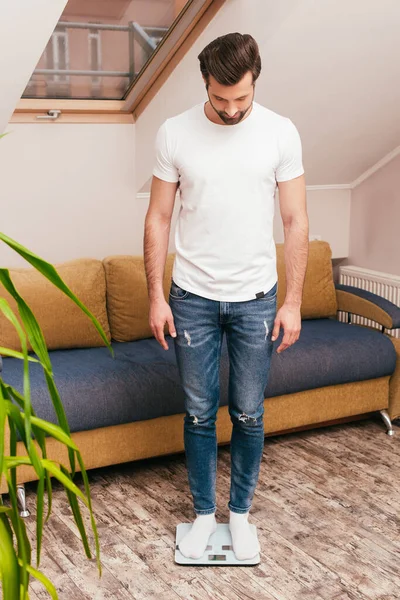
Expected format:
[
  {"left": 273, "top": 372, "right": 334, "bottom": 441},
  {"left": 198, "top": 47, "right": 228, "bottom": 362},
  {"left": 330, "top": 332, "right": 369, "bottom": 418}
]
[
  {"left": 271, "top": 303, "right": 301, "bottom": 353},
  {"left": 149, "top": 297, "right": 177, "bottom": 351}
]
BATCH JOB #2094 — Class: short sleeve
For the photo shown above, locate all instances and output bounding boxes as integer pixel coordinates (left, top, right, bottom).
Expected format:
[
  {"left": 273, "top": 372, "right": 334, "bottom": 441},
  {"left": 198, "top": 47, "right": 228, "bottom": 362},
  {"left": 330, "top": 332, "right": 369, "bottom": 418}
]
[
  {"left": 152, "top": 121, "right": 179, "bottom": 183},
  {"left": 275, "top": 118, "right": 305, "bottom": 183}
]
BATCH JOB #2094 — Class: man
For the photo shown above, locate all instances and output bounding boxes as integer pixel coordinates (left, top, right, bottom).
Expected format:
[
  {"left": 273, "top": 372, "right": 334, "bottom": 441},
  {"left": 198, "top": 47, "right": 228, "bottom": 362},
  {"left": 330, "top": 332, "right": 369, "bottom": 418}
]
[{"left": 144, "top": 32, "right": 309, "bottom": 561}]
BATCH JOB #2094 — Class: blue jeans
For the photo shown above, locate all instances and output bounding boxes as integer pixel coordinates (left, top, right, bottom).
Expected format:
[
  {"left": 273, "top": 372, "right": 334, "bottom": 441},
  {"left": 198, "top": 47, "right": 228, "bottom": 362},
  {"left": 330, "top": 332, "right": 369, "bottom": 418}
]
[{"left": 169, "top": 278, "right": 277, "bottom": 515}]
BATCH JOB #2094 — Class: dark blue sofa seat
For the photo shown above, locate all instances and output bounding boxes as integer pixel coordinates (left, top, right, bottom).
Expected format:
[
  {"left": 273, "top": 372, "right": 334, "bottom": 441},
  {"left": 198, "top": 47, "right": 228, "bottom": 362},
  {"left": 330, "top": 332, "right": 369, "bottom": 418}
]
[{"left": 2, "top": 319, "right": 396, "bottom": 440}]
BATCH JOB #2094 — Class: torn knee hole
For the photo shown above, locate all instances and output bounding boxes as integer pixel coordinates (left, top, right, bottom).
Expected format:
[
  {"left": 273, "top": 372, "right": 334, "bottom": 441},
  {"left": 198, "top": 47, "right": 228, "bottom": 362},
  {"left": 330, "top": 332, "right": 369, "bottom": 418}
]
[
  {"left": 238, "top": 413, "right": 258, "bottom": 425},
  {"left": 189, "top": 414, "right": 199, "bottom": 425},
  {"left": 184, "top": 330, "right": 191, "bottom": 346}
]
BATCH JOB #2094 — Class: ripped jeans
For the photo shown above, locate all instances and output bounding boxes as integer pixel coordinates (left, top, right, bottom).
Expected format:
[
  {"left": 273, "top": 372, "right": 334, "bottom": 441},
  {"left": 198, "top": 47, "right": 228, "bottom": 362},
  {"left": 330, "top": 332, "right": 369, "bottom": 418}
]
[{"left": 169, "top": 278, "right": 277, "bottom": 515}]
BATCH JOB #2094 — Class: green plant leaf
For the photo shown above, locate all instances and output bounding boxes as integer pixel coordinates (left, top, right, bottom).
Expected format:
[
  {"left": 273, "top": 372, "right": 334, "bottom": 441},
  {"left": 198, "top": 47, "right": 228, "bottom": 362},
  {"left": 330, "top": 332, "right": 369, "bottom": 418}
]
[
  {"left": 3, "top": 401, "right": 28, "bottom": 443},
  {"left": 29, "top": 416, "right": 79, "bottom": 450},
  {"left": 0, "top": 232, "right": 114, "bottom": 358},
  {"left": 0, "top": 381, "right": 54, "bottom": 536},
  {"left": 28, "top": 423, "right": 54, "bottom": 525},
  {"left": 61, "top": 465, "right": 92, "bottom": 560},
  {"left": 19, "top": 512, "right": 32, "bottom": 596},
  {"left": 76, "top": 452, "right": 102, "bottom": 576},
  {"left": 0, "top": 290, "right": 76, "bottom": 475},
  {"left": 1, "top": 386, "right": 52, "bottom": 527},
  {"left": 0, "top": 300, "right": 45, "bottom": 496},
  {"left": 0, "top": 506, "right": 12, "bottom": 514},
  {"left": 0, "top": 381, "right": 25, "bottom": 408},
  {"left": 3, "top": 455, "right": 33, "bottom": 469},
  {"left": 0, "top": 347, "right": 40, "bottom": 362},
  {"left": 40, "top": 459, "right": 88, "bottom": 506},
  {"left": 0, "top": 296, "right": 34, "bottom": 455},
  {"left": 1, "top": 277, "right": 52, "bottom": 371},
  {"left": 3, "top": 400, "right": 44, "bottom": 481},
  {"left": 26, "top": 415, "right": 54, "bottom": 524},
  {"left": 36, "top": 476, "right": 45, "bottom": 569},
  {"left": 0, "top": 386, "right": 6, "bottom": 485},
  {"left": 0, "top": 256, "right": 112, "bottom": 480},
  {"left": 0, "top": 513, "right": 20, "bottom": 600},
  {"left": 7, "top": 417, "right": 17, "bottom": 491},
  {"left": 1, "top": 380, "right": 61, "bottom": 518},
  {"left": 17, "top": 558, "right": 58, "bottom": 600},
  {"left": 4, "top": 403, "right": 79, "bottom": 451},
  {"left": 0, "top": 224, "right": 105, "bottom": 592},
  {"left": 4, "top": 471, "right": 31, "bottom": 593},
  {"left": 3, "top": 455, "right": 93, "bottom": 576},
  {"left": 42, "top": 370, "right": 76, "bottom": 476},
  {"left": 2, "top": 406, "right": 78, "bottom": 565}
]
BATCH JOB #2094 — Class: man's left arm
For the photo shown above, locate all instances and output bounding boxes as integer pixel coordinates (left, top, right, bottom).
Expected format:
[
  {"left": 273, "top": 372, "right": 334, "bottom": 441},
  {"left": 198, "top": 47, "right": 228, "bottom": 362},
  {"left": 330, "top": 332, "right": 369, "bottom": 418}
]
[{"left": 271, "top": 173, "right": 309, "bottom": 353}]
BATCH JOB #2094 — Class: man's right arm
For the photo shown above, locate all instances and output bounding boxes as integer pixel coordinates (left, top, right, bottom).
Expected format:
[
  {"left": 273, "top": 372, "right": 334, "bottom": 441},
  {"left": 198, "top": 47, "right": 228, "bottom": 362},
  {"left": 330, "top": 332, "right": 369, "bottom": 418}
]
[{"left": 143, "top": 175, "right": 179, "bottom": 302}]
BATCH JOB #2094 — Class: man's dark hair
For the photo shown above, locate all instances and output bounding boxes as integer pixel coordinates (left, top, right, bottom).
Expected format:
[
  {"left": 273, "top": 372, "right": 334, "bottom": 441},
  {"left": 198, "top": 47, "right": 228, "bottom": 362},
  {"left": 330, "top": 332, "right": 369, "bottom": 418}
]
[{"left": 198, "top": 32, "right": 261, "bottom": 88}]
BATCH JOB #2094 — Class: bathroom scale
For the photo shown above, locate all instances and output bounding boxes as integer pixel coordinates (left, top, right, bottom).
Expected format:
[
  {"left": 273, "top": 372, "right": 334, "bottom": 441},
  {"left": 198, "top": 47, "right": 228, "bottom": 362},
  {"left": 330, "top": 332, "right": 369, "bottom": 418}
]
[{"left": 175, "top": 522, "right": 260, "bottom": 566}]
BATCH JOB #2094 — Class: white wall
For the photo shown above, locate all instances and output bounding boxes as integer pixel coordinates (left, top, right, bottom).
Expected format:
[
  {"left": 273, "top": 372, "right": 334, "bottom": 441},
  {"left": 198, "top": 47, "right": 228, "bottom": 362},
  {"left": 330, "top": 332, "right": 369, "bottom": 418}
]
[
  {"left": 0, "top": 0, "right": 68, "bottom": 134},
  {"left": 274, "top": 188, "right": 351, "bottom": 258},
  {"left": 346, "top": 153, "right": 400, "bottom": 276},
  {"left": 1, "top": 123, "right": 136, "bottom": 268}
]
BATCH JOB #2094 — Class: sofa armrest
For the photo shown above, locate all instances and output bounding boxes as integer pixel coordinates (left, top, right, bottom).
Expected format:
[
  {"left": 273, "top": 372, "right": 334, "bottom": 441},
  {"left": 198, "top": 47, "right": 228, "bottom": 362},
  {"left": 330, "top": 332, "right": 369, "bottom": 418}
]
[
  {"left": 385, "top": 335, "right": 400, "bottom": 421},
  {"left": 335, "top": 284, "right": 400, "bottom": 330}
]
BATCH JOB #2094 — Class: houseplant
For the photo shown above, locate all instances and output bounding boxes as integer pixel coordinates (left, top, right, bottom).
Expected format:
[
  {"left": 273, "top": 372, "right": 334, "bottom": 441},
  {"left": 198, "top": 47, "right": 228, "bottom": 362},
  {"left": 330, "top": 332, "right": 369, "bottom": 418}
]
[{"left": 0, "top": 131, "right": 114, "bottom": 599}]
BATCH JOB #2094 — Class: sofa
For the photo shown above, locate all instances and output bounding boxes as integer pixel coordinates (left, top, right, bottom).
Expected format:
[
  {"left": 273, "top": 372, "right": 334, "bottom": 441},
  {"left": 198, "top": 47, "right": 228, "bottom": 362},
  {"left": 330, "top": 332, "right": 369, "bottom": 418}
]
[{"left": 1, "top": 240, "right": 400, "bottom": 502}]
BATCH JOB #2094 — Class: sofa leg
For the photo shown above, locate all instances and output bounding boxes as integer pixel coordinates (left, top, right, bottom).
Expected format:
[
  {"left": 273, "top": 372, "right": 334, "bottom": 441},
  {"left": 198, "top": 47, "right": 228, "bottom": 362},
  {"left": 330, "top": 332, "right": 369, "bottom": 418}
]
[
  {"left": 16, "top": 484, "right": 31, "bottom": 518},
  {"left": 379, "top": 410, "right": 395, "bottom": 437}
]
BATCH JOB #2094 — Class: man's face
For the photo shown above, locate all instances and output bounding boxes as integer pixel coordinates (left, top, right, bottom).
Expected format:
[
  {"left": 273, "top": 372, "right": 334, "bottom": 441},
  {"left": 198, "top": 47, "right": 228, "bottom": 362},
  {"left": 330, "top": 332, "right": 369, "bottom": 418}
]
[{"left": 205, "top": 71, "right": 255, "bottom": 125}]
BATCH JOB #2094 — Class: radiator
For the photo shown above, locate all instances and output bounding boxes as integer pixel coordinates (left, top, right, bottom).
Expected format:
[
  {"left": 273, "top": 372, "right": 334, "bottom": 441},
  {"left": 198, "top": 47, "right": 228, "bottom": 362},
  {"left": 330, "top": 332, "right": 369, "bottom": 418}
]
[{"left": 338, "top": 265, "right": 400, "bottom": 338}]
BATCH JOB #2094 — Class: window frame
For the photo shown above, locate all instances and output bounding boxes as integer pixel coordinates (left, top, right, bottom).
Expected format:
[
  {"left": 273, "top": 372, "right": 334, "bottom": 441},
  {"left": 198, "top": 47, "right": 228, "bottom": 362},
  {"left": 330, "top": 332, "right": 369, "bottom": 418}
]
[{"left": 11, "top": 0, "right": 225, "bottom": 124}]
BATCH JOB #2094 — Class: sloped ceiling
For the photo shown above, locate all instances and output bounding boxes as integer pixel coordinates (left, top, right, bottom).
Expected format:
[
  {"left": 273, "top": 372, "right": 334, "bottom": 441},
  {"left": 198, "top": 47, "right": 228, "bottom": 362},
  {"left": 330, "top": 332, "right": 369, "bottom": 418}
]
[
  {"left": 136, "top": 0, "right": 400, "bottom": 189},
  {"left": 0, "top": 0, "right": 68, "bottom": 135}
]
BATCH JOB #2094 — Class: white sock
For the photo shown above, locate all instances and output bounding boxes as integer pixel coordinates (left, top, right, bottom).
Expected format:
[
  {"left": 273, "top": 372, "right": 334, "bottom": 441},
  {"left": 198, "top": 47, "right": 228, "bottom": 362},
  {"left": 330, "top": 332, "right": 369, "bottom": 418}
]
[
  {"left": 178, "top": 513, "right": 217, "bottom": 559},
  {"left": 229, "top": 510, "right": 260, "bottom": 560}
]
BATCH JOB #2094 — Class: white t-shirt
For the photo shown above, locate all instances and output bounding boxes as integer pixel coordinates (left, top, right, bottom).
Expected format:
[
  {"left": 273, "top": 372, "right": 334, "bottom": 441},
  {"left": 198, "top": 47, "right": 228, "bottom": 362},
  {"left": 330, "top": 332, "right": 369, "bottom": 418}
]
[{"left": 152, "top": 100, "right": 304, "bottom": 302}]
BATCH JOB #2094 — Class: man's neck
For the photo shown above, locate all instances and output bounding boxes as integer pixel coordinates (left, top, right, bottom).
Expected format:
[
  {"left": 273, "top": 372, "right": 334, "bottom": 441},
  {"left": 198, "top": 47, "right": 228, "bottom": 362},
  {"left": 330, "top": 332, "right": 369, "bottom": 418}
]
[{"left": 204, "top": 101, "right": 254, "bottom": 125}]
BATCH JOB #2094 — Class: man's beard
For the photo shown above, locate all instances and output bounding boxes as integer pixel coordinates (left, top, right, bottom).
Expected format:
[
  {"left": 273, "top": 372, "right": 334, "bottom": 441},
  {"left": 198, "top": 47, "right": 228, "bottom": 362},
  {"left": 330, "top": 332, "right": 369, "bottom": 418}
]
[{"left": 207, "top": 88, "right": 254, "bottom": 125}]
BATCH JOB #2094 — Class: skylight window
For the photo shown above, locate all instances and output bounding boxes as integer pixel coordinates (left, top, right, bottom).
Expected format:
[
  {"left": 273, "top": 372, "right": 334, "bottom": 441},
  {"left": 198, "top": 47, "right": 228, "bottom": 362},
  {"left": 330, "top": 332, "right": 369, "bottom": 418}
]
[{"left": 22, "top": 0, "right": 183, "bottom": 100}]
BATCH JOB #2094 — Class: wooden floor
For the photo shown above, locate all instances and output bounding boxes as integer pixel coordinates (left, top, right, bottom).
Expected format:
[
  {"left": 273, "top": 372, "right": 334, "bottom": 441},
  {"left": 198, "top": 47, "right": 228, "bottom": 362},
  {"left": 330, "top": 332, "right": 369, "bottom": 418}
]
[{"left": 17, "top": 415, "right": 400, "bottom": 600}]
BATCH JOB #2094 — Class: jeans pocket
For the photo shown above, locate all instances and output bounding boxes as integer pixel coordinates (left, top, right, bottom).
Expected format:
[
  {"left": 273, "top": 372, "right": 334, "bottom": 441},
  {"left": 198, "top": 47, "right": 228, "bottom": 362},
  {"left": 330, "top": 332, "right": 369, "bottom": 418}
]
[{"left": 169, "top": 279, "right": 190, "bottom": 300}]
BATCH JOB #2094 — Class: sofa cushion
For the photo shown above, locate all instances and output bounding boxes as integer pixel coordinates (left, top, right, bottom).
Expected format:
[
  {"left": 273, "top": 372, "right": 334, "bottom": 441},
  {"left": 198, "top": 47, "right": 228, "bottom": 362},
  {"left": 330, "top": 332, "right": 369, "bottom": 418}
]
[
  {"left": 3, "top": 319, "right": 395, "bottom": 440},
  {"left": 0, "top": 258, "right": 111, "bottom": 353},
  {"left": 276, "top": 240, "right": 337, "bottom": 319},
  {"left": 103, "top": 253, "right": 175, "bottom": 342},
  {"left": 268, "top": 319, "right": 396, "bottom": 395}
]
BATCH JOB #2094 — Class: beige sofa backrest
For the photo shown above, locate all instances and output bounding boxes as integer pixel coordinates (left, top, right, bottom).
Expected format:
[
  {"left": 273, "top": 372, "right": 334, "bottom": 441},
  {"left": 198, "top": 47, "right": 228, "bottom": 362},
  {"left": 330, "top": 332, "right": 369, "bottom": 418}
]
[
  {"left": 0, "top": 258, "right": 111, "bottom": 353},
  {"left": 104, "top": 240, "right": 337, "bottom": 343},
  {"left": 0, "top": 240, "right": 337, "bottom": 352},
  {"left": 276, "top": 240, "right": 337, "bottom": 320}
]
